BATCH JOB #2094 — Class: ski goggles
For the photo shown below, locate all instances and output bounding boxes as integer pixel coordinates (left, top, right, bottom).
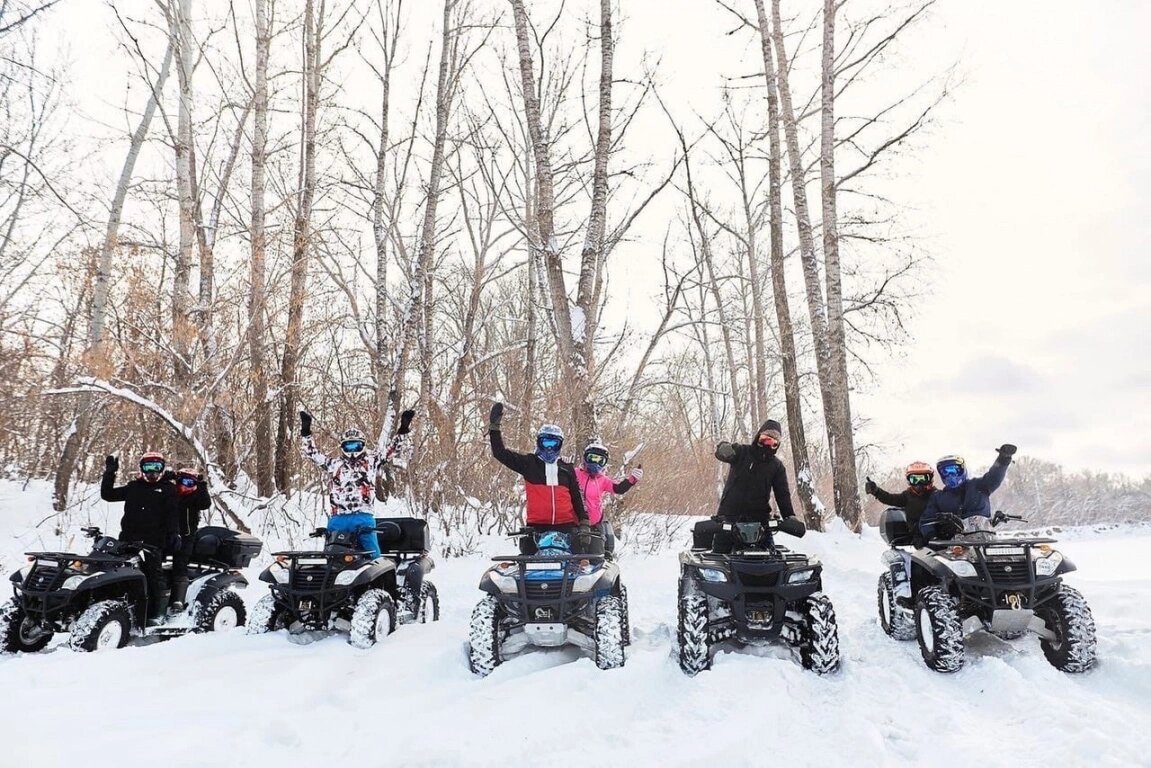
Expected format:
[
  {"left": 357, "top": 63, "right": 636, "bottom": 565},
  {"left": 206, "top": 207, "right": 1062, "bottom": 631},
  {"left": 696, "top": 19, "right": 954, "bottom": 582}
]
[
  {"left": 757, "top": 433, "right": 781, "bottom": 449},
  {"left": 538, "top": 436, "right": 563, "bottom": 451},
  {"left": 906, "top": 472, "right": 933, "bottom": 486},
  {"left": 584, "top": 452, "right": 608, "bottom": 467},
  {"left": 177, "top": 475, "right": 199, "bottom": 489},
  {"left": 341, "top": 439, "right": 366, "bottom": 454},
  {"left": 938, "top": 463, "right": 965, "bottom": 478},
  {"left": 140, "top": 460, "right": 165, "bottom": 474}
]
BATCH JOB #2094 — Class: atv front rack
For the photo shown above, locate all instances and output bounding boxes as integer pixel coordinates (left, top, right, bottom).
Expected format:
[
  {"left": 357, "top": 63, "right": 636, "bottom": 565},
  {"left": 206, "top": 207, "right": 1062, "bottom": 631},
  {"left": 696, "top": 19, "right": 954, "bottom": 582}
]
[{"left": 490, "top": 553, "right": 607, "bottom": 626}]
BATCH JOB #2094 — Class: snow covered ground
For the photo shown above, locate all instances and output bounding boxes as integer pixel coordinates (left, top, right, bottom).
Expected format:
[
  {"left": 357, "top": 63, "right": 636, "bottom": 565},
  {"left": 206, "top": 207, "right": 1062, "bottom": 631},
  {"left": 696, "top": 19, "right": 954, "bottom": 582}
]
[{"left": 1, "top": 480, "right": 1149, "bottom": 767}]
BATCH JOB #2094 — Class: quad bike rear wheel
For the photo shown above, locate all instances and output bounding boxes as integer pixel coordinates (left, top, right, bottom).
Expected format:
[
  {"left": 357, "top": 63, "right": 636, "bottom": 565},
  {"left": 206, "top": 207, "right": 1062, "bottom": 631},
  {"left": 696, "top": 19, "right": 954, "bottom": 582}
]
[{"left": 194, "top": 590, "right": 247, "bottom": 633}]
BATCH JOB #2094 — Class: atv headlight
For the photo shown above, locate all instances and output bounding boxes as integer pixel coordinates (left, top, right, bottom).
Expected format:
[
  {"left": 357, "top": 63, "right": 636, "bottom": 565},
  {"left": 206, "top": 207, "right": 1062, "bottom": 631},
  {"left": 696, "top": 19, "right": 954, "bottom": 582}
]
[
  {"left": 17, "top": 562, "right": 34, "bottom": 580},
  {"left": 271, "top": 565, "right": 290, "bottom": 584},
  {"left": 334, "top": 565, "right": 371, "bottom": 586},
  {"left": 1034, "top": 551, "right": 1063, "bottom": 577},
  {"left": 698, "top": 568, "right": 728, "bottom": 583},
  {"left": 786, "top": 569, "right": 815, "bottom": 584},
  {"left": 942, "top": 559, "right": 977, "bottom": 578},
  {"left": 487, "top": 571, "right": 518, "bottom": 594},
  {"left": 571, "top": 572, "right": 602, "bottom": 593},
  {"left": 63, "top": 573, "right": 100, "bottom": 590}
]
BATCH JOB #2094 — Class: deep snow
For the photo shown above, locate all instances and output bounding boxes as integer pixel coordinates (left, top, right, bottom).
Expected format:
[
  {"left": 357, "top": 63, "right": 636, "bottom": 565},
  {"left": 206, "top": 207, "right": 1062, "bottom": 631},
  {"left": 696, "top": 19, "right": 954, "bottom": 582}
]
[{"left": 1, "top": 481, "right": 1149, "bottom": 767}]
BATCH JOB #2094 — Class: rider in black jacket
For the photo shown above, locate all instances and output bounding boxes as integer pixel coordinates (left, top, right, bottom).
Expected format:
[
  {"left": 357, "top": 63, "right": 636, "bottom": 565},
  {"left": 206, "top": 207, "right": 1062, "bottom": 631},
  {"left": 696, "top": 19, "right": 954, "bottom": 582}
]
[
  {"left": 168, "top": 468, "right": 211, "bottom": 612},
  {"left": 101, "top": 452, "right": 179, "bottom": 622}
]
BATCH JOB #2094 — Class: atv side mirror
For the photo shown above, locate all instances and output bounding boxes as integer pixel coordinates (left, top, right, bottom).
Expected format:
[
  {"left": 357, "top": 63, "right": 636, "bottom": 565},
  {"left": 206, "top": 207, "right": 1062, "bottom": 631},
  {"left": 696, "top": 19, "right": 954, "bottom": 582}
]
[
  {"left": 777, "top": 517, "right": 806, "bottom": 538},
  {"left": 81, "top": 526, "right": 102, "bottom": 538}
]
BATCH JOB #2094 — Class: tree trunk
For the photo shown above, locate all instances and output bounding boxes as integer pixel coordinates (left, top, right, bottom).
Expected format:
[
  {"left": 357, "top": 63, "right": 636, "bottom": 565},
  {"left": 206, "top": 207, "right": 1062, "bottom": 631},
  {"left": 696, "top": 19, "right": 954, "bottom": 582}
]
[
  {"left": 51, "top": 38, "right": 175, "bottom": 511},
  {"left": 249, "top": 0, "right": 273, "bottom": 496},
  {"left": 275, "top": 0, "right": 320, "bottom": 493},
  {"left": 821, "top": 0, "right": 862, "bottom": 529},
  {"left": 171, "top": 0, "right": 196, "bottom": 388},
  {"left": 754, "top": 0, "right": 821, "bottom": 529}
]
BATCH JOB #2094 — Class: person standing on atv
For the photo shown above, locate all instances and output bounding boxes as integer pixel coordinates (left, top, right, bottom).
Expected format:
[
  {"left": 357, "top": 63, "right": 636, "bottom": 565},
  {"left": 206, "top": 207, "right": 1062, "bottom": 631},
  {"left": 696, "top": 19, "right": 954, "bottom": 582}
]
[
  {"left": 487, "top": 402, "right": 591, "bottom": 553},
  {"left": 101, "top": 451, "right": 180, "bottom": 623},
  {"left": 865, "top": 462, "right": 936, "bottom": 548},
  {"left": 575, "top": 441, "right": 642, "bottom": 557},
  {"left": 299, "top": 408, "right": 415, "bottom": 561},
  {"left": 919, "top": 445, "right": 1017, "bottom": 541},
  {"left": 698, "top": 419, "right": 795, "bottom": 552},
  {"left": 167, "top": 468, "right": 211, "bottom": 613}
]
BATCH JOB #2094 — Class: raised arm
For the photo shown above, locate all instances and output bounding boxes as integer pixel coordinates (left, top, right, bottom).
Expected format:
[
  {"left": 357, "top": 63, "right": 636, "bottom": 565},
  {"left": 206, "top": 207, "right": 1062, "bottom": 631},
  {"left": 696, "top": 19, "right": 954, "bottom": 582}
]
[
  {"left": 612, "top": 465, "right": 642, "bottom": 495},
  {"left": 100, "top": 455, "right": 127, "bottom": 502},
  {"left": 715, "top": 442, "right": 747, "bottom": 464},
  {"left": 871, "top": 485, "right": 907, "bottom": 508},
  {"left": 975, "top": 444, "right": 1016, "bottom": 494}
]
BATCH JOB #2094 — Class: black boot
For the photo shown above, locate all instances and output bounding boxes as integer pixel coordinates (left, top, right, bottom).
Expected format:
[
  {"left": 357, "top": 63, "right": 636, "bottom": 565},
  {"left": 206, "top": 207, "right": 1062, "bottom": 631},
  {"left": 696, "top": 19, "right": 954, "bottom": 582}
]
[{"left": 169, "top": 579, "right": 189, "bottom": 614}]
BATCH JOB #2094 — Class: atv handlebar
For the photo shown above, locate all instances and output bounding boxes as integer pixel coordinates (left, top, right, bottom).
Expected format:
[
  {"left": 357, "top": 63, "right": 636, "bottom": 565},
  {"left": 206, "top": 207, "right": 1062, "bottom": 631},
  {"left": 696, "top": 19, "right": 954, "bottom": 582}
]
[
  {"left": 992, "top": 511, "right": 1027, "bottom": 526},
  {"left": 81, "top": 526, "right": 102, "bottom": 538}
]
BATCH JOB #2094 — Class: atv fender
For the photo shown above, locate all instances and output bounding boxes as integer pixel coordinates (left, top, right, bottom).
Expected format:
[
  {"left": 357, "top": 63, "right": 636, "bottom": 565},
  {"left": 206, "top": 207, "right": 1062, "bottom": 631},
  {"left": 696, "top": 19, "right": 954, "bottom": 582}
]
[
  {"left": 187, "top": 571, "right": 248, "bottom": 608},
  {"left": 1054, "top": 556, "right": 1077, "bottom": 576}
]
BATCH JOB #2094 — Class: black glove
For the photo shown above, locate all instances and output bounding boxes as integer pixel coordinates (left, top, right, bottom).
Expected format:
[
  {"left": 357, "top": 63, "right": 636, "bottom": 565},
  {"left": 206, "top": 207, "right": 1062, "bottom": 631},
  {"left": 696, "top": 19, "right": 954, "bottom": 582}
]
[
  {"left": 575, "top": 523, "right": 592, "bottom": 552},
  {"left": 397, "top": 409, "right": 416, "bottom": 435},
  {"left": 104, "top": 455, "right": 119, "bottom": 474},
  {"left": 489, "top": 402, "right": 504, "bottom": 431},
  {"left": 864, "top": 477, "right": 877, "bottom": 496},
  {"left": 996, "top": 443, "right": 1017, "bottom": 459},
  {"left": 935, "top": 513, "right": 964, "bottom": 540},
  {"left": 161, "top": 469, "right": 177, "bottom": 482},
  {"left": 299, "top": 411, "right": 312, "bottom": 437}
]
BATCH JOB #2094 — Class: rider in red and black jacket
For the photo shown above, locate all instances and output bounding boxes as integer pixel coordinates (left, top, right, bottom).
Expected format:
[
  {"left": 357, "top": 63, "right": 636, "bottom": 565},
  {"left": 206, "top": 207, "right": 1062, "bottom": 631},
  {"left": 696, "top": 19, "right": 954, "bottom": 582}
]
[{"left": 487, "top": 402, "right": 590, "bottom": 550}]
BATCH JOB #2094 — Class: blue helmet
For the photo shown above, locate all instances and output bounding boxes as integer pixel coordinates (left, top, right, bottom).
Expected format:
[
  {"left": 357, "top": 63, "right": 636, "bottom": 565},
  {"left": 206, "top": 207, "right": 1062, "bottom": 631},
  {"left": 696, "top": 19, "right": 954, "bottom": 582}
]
[
  {"left": 535, "top": 424, "right": 565, "bottom": 463},
  {"left": 936, "top": 455, "right": 967, "bottom": 489}
]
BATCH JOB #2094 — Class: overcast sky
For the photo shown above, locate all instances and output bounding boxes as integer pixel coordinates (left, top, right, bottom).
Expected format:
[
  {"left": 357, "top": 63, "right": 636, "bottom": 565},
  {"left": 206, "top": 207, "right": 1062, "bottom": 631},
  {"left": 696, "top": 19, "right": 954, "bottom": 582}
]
[{"left": 47, "top": 1, "right": 1150, "bottom": 478}]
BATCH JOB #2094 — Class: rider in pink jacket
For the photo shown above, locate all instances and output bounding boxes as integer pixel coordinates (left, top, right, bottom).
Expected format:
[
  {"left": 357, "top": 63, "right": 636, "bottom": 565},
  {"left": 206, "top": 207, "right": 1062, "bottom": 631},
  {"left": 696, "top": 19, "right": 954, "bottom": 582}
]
[{"left": 574, "top": 441, "right": 642, "bottom": 534}]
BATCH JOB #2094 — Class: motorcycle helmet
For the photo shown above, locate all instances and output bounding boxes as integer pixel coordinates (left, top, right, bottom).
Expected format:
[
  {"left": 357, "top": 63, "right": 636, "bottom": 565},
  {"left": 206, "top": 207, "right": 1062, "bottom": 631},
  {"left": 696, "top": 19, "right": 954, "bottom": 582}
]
[
  {"left": 583, "top": 441, "right": 609, "bottom": 475},
  {"left": 340, "top": 428, "right": 367, "bottom": 458},
  {"left": 139, "top": 451, "right": 166, "bottom": 483},
  {"left": 905, "top": 461, "right": 934, "bottom": 489},
  {"left": 536, "top": 424, "right": 565, "bottom": 463},
  {"left": 936, "top": 455, "right": 967, "bottom": 489},
  {"left": 175, "top": 467, "right": 200, "bottom": 496}
]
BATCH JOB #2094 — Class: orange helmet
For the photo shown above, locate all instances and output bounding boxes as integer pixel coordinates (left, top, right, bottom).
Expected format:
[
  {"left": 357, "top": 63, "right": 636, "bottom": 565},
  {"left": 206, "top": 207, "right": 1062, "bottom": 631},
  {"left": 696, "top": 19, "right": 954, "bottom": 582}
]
[
  {"left": 905, "top": 461, "right": 934, "bottom": 488},
  {"left": 175, "top": 467, "right": 200, "bottom": 496}
]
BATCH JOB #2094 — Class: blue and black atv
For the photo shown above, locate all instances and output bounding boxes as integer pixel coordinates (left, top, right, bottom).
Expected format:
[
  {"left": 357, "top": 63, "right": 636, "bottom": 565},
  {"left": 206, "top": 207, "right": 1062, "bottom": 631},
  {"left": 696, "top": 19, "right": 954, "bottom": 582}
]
[
  {"left": 677, "top": 518, "right": 840, "bottom": 675},
  {"left": 468, "top": 529, "right": 628, "bottom": 676},
  {"left": 1, "top": 525, "right": 260, "bottom": 653},
  {"left": 880, "top": 509, "right": 1097, "bottom": 673},
  {"left": 248, "top": 517, "right": 438, "bottom": 648}
]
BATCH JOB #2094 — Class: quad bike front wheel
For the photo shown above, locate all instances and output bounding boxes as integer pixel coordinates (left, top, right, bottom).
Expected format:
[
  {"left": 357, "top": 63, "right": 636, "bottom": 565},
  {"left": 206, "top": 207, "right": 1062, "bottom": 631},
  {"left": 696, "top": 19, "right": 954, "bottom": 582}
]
[
  {"left": 594, "top": 596, "right": 626, "bottom": 670},
  {"left": 799, "top": 593, "right": 841, "bottom": 674},
  {"left": 0, "top": 600, "right": 52, "bottom": 653},
  {"left": 1036, "top": 584, "right": 1097, "bottom": 673},
  {"left": 194, "top": 590, "right": 247, "bottom": 633},
  {"left": 915, "top": 585, "right": 965, "bottom": 673},
  {"left": 349, "top": 589, "right": 396, "bottom": 649},
  {"left": 619, "top": 584, "right": 631, "bottom": 646},
  {"left": 877, "top": 572, "right": 915, "bottom": 641},
  {"left": 677, "top": 585, "right": 711, "bottom": 675},
  {"left": 468, "top": 595, "right": 504, "bottom": 677},
  {"left": 246, "top": 594, "right": 286, "bottom": 635},
  {"left": 70, "top": 600, "right": 132, "bottom": 653}
]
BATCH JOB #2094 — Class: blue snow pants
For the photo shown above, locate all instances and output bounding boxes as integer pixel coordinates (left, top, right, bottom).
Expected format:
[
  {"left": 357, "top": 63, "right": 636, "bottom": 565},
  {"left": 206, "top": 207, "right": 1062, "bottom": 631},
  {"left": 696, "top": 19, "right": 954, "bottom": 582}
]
[{"left": 327, "top": 512, "right": 381, "bottom": 559}]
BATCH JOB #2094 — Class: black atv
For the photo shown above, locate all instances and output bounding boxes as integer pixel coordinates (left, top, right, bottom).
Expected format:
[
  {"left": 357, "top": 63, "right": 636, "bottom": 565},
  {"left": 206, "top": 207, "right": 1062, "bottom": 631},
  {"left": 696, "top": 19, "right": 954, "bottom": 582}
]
[
  {"left": 879, "top": 509, "right": 1097, "bottom": 673},
  {"left": 677, "top": 518, "right": 840, "bottom": 675},
  {"left": 468, "top": 529, "right": 628, "bottom": 677},
  {"left": 0, "top": 525, "right": 260, "bottom": 653},
  {"left": 249, "top": 517, "right": 438, "bottom": 648}
]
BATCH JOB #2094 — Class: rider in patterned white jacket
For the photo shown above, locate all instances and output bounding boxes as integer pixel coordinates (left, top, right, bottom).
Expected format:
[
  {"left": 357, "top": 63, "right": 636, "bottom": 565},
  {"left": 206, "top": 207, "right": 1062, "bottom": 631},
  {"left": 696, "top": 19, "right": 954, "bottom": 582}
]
[{"left": 298, "top": 408, "right": 415, "bottom": 559}]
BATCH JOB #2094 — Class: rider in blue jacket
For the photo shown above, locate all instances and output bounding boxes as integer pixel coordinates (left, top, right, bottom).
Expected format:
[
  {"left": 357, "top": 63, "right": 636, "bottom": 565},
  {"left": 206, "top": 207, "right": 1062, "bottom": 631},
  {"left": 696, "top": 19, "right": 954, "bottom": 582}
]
[{"left": 919, "top": 444, "right": 1017, "bottom": 540}]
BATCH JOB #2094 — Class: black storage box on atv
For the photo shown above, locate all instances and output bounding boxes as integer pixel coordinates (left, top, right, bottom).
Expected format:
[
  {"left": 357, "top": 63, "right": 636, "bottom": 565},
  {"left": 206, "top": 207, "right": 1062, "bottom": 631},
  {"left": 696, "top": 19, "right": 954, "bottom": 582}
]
[
  {"left": 191, "top": 527, "right": 263, "bottom": 568},
  {"left": 879, "top": 508, "right": 913, "bottom": 548},
  {"left": 375, "top": 517, "right": 429, "bottom": 554}
]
